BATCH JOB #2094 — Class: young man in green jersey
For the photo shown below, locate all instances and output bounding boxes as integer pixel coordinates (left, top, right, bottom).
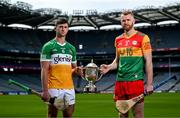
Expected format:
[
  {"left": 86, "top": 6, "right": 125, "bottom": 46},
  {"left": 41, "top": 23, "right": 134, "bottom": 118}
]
[
  {"left": 100, "top": 10, "right": 153, "bottom": 118},
  {"left": 40, "top": 18, "right": 82, "bottom": 118}
]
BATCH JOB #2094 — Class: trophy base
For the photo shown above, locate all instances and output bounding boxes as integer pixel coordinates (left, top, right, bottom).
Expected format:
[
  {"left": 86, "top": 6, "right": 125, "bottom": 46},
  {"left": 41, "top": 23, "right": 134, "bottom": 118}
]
[
  {"left": 83, "top": 86, "right": 97, "bottom": 93},
  {"left": 83, "top": 81, "right": 97, "bottom": 93}
]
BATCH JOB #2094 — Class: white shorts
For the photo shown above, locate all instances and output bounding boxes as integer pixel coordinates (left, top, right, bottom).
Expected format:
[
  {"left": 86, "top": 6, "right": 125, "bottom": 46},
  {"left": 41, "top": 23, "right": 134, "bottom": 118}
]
[{"left": 48, "top": 89, "right": 75, "bottom": 105}]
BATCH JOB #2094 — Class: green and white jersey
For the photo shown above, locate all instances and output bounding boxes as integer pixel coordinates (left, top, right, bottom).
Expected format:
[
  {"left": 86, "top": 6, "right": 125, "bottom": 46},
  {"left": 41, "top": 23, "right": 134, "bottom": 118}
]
[{"left": 40, "top": 39, "right": 76, "bottom": 89}]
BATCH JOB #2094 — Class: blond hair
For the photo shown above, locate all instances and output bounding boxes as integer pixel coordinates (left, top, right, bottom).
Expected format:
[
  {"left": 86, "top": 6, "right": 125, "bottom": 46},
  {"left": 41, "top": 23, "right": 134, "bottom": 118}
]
[{"left": 120, "top": 10, "right": 134, "bottom": 18}]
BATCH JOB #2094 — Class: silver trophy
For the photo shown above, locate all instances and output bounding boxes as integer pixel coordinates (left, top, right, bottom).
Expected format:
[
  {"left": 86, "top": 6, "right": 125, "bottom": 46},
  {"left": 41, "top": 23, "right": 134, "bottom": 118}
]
[{"left": 82, "top": 59, "right": 103, "bottom": 92}]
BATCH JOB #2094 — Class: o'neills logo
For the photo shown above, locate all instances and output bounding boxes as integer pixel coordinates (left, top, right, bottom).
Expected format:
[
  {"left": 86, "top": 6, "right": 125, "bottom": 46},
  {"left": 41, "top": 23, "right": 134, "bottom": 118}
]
[{"left": 52, "top": 54, "right": 72, "bottom": 64}]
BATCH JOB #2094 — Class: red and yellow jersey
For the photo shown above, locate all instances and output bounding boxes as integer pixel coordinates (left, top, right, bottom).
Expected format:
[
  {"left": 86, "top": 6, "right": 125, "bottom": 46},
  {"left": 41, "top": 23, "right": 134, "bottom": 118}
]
[
  {"left": 40, "top": 39, "right": 76, "bottom": 89},
  {"left": 115, "top": 31, "right": 152, "bottom": 81}
]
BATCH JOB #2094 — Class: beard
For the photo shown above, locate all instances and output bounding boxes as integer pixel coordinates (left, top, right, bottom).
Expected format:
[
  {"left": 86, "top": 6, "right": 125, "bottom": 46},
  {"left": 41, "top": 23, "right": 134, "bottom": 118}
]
[{"left": 123, "top": 23, "right": 134, "bottom": 32}]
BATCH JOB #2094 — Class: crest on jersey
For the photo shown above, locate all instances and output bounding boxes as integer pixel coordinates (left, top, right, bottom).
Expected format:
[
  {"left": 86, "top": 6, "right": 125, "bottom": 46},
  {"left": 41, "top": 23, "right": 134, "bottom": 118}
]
[
  {"left": 132, "top": 41, "right": 137, "bottom": 45},
  {"left": 61, "top": 48, "right": 65, "bottom": 53}
]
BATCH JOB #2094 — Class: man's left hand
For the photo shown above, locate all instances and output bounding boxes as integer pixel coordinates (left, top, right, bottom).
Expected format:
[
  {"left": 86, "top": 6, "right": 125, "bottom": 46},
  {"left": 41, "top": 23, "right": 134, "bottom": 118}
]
[
  {"left": 146, "top": 84, "right": 153, "bottom": 95},
  {"left": 75, "top": 66, "right": 84, "bottom": 77}
]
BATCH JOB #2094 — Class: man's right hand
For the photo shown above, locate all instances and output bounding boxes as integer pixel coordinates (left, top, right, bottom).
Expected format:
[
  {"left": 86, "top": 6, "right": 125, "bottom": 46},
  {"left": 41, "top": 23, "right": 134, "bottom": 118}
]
[{"left": 41, "top": 91, "right": 49, "bottom": 102}]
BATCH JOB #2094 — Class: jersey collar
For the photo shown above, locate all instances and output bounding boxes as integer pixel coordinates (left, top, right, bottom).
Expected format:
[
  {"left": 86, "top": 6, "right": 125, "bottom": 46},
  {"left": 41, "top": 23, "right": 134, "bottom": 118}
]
[
  {"left": 57, "top": 41, "right": 66, "bottom": 46},
  {"left": 123, "top": 31, "right": 138, "bottom": 39},
  {"left": 54, "top": 39, "right": 66, "bottom": 46}
]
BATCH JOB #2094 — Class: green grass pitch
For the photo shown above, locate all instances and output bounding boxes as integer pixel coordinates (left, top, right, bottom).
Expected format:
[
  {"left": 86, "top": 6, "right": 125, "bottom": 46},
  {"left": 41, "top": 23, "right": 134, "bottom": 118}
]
[{"left": 0, "top": 93, "right": 180, "bottom": 118}]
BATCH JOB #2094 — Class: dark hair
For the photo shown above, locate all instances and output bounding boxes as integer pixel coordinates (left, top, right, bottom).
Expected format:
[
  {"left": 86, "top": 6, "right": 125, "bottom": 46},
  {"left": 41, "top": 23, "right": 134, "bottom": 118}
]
[
  {"left": 121, "top": 10, "right": 134, "bottom": 17},
  {"left": 55, "top": 18, "right": 69, "bottom": 27}
]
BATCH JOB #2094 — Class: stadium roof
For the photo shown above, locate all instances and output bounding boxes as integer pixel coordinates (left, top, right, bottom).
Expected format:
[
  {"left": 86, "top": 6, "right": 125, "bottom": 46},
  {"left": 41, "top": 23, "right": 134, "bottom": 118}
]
[{"left": 0, "top": 0, "right": 180, "bottom": 29}]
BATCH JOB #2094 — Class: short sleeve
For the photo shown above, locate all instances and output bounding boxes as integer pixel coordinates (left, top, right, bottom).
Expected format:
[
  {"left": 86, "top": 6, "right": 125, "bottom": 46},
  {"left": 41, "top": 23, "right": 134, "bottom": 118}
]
[
  {"left": 114, "top": 37, "right": 118, "bottom": 48},
  {"left": 40, "top": 44, "right": 51, "bottom": 61},
  {"left": 71, "top": 46, "right": 77, "bottom": 64},
  {"left": 142, "top": 35, "right": 152, "bottom": 54}
]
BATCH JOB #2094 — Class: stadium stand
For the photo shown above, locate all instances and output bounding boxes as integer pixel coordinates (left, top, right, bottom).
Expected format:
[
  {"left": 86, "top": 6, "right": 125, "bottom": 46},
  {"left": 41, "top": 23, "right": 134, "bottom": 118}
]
[
  {"left": 0, "top": 25, "right": 180, "bottom": 54},
  {"left": 0, "top": 74, "right": 41, "bottom": 93}
]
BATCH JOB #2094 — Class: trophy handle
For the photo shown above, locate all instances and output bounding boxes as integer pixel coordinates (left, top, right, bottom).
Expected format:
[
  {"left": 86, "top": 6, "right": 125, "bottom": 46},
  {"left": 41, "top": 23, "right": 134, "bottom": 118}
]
[{"left": 96, "top": 73, "right": 103, "bottom": 81}]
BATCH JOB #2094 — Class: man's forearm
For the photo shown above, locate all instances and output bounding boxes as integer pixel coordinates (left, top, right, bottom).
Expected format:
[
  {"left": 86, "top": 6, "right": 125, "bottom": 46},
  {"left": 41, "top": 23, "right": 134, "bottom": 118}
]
[
  {"left": 109, "top": 59, "right": 118, "bottom": 70},
  {"left": 146, "top": 61, "right": 153, "bottom": 86},
  {"left": 41, "top": 69, "right": 48, "bottom": 92}
]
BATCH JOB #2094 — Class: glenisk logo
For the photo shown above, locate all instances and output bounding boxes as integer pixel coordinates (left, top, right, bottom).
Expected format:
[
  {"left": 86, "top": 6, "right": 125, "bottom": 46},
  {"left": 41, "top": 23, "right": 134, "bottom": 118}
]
[{"left": 53, "top": 54, "right": 72, "bottom": 64}]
